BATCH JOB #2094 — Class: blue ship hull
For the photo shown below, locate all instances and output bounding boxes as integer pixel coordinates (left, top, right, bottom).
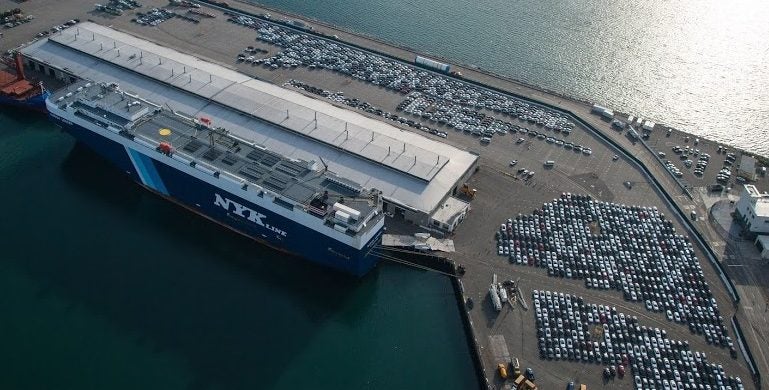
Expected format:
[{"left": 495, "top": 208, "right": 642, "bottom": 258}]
[
  {"left": 52, "top": 116, "right": 383, "bottom": 276},
  {"left": 0, "top": 89, "right": 50, "bottom": 113}
]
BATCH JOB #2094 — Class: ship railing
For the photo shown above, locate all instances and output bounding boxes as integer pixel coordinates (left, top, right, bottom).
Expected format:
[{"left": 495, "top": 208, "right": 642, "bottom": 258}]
[
  {"left": 328, "top": 207, "right": 381, "bottom": 235},
  {"left": 305, "top": 202, "right": 380, "bottom": 235},
  {"left": 305, "top": 203, "right": 328, "bottom": 218},
  {"left": 72, "top": 106, "right": 125, "bottom": 130}
]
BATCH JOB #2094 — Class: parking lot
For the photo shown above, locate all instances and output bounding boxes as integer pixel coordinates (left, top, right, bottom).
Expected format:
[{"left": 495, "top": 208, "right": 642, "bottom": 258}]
[
  {"left": 643, "top": 128, "right": 768, "bottom": 194},
  {"left": 532, "top": 289, "right": 744, "bottom": 389},
  {"left": 452, "top": 160, "right": 749, "bottom": 389}
]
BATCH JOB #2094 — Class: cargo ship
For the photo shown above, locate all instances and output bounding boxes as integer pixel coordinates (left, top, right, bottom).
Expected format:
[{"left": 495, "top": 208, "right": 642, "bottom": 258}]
[
  {"left": 0, "top": 54, "right": 49, "bottom": 112},
  {"left": 47, "top": 80, "right": 385, "bottom": 276}
]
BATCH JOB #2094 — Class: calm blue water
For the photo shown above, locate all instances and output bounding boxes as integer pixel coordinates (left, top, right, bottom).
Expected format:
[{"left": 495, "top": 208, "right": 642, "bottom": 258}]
[
  {"left": 250, "top": 0, "right": 769, "bottom": 157},
  {"left": 0, "top": 109, "right": 478, "bottom": 389}
]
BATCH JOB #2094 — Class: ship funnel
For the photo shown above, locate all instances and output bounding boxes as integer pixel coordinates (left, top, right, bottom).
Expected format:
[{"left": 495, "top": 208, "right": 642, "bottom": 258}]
[{"left": 14, "top": 53, "right": 25, "bottom": 81}]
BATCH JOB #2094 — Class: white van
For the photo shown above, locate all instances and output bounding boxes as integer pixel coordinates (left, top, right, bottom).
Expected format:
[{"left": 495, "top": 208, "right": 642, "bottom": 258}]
[{"left": 544, "top": 160, "right": 555, "bottom": 167}]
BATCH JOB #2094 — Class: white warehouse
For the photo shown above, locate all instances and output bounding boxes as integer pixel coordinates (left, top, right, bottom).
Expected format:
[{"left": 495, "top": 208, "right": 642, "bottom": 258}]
[{"left": 735, "top": 184, "right": 769, "bottom": 235}]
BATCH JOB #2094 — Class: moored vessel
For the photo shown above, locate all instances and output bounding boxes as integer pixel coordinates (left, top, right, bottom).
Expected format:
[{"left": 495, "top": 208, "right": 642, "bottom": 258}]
[
  {"left": 0, "top": 54, "right": 49, "bottom": 113},
  {"left": 47, "top": 80, "right": 385, "bottom": 276}
]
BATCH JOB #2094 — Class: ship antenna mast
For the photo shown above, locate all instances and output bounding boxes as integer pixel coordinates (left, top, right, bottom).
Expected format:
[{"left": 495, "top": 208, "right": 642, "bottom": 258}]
[{"left": 319, "top": 156, "right": 328, "bottom": 174}]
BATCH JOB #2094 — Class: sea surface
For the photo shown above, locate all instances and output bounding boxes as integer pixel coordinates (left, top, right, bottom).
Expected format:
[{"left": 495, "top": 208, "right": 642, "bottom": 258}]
[
  {"left": 0, "top": 109, "right": 477, "bottom": 389},
  {"left": 250, "top": 0, "right": 769, "bottom": 157}
]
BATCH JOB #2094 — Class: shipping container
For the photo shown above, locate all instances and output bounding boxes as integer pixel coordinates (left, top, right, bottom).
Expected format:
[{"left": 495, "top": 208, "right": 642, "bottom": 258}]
[{"left": 415, "top": 55, "right": 451, "bottom": 73}]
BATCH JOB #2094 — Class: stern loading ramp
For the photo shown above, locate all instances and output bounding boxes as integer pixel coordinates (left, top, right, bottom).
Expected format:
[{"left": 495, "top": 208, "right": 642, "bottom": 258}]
[{"left": 21, "top": 22, "right": 478, "bottom": 223}]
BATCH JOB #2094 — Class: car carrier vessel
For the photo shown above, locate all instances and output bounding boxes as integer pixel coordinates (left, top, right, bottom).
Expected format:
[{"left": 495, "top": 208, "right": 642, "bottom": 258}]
[{"left": 47, "top": 80, "right": 384, "bottom": 276}]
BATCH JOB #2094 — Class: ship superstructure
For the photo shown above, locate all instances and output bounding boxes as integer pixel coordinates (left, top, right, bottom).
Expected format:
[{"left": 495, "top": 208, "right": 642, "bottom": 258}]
[{"left": 47, "top": 80, "right": 384, "bottom": 275}]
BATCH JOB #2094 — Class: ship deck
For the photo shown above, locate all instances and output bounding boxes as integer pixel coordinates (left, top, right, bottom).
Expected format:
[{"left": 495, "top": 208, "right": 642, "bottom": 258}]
[
  {"left": 134, "top": 109, "right": 374, "bottom": 213},
  {"left": 52, "top": 80, "right": 379, "bottom": 234}
]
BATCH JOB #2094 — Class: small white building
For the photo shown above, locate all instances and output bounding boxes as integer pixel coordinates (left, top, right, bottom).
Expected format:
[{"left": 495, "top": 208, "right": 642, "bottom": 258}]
[
  {"left": 430, "top": 196, "right": 470, "bottom": 232},
  {"left": 735, "top": 184, "right": 769, "bottom": 235},
  {"left": 642, "top": 120, "right": 656, "bottom": 132},
  {"left": 591, "top": 103, "right": 614, "bottom": 119},
  {"left": 738, "top": 155, "right": 757, "bottom": 181},
  {"left": 756, "top": 235, "right": 769, "bottom": 261}
]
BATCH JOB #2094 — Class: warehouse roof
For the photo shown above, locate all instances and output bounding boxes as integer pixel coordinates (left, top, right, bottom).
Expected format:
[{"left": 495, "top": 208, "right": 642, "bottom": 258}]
[{"left": 22, "top": 22, "right": 478, "bottom": 214}]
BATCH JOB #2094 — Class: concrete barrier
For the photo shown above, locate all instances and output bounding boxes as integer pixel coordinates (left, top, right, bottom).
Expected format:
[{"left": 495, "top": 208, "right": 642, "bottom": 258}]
[
  {"left": 454, "top": 278, "right": 492, "bottom": 390},
  {"left": 638, "top": 136, "right": 694, "bottom": 200},
  {"left": 732, "top": 316, "right": 761, "bottom": 387},
  {"left": 377, "top": 248, "right": 489, "bottom": 389}
]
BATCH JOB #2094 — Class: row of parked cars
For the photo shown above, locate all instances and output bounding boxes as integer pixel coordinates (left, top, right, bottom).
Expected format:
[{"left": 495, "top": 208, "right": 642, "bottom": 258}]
[
  {"left": 1, "top": 10, "right": 32, "bottom": 30},
  {"left": 496, "top": 193, "right": 730, "bottom": 348},
  {"left": 34, "top": 19, "right": 80, "bottom": 39},
  {"left": 670, "top": 145, "right": 712, "bottom": 176},
  {"left": 396, "top": 91, "right": 589, "bottom": 150},
  {"left": 716, "top": 168, "right": 733, "bottom": 184},
  {"left": 663, "top": 159, "right": 684, "bottom": 178},
  {"left": 284, "top": 80, "right": 448, "bottom": 139},
  {"left": 255, "top": 20, "right": 576, "bottom": 122},
  {"left": 95, "top": 0, "right": 141, "bottom": 16},
  {"left": 398, "top": 92, "right": 520, "bottom": 139},
  {"left": 518, "top": 127, "right": 592, "bottom": 154},
  {"left": 533, "top": 289, "right": 743, "bottom": 390},
  {"left": 132, "top": 8, "right": 175, "bottom": 26},
  {"left": 225, "top": 7, "right": 590, "bottom": 153},
  {"left": 719, "top": 153, "right": 740, "bottom": 183},
  {"left": 227, "top": 15, "right": 577, "bottom": 134}
]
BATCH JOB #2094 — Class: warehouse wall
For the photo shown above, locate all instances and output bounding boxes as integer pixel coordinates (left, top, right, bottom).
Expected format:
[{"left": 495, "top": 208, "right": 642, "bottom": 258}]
[{"left": 23, "top": 56, "right": 78, "bottom": 84}]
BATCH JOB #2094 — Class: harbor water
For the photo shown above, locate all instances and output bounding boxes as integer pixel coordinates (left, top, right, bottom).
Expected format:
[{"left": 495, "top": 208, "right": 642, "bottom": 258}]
[
  {"left": 250, "top": 0, "right": 769, "bottom": 157},
  {"left": 0, "top": 109, "right": 477, "bottom": 389}
]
